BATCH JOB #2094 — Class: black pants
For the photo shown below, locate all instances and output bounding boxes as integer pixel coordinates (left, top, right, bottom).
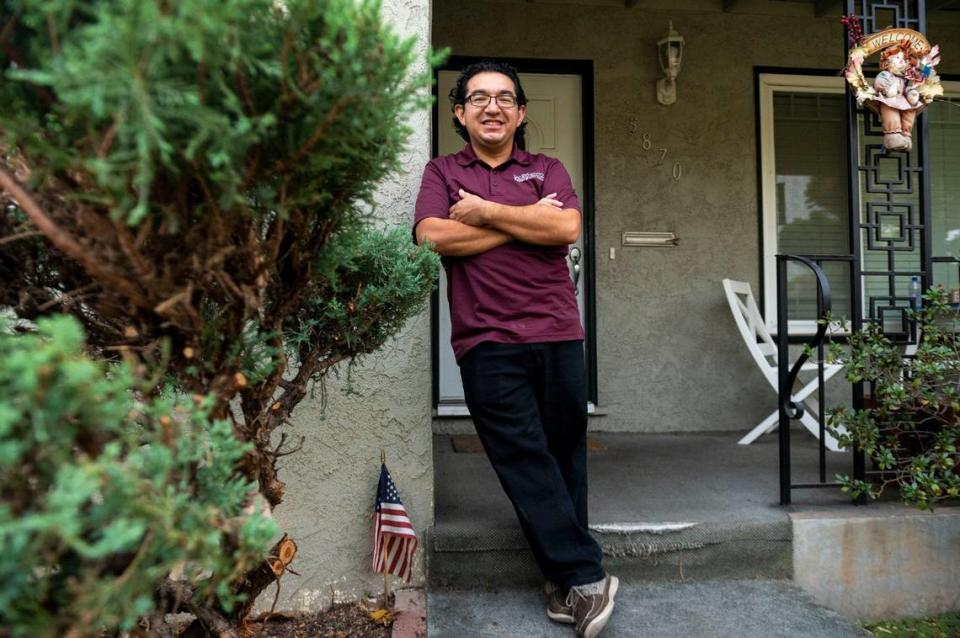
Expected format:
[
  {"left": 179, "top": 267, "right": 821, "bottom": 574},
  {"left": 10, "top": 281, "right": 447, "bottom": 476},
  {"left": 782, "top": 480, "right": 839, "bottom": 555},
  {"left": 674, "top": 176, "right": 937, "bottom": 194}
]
[{"left": 459, "top": 340, "right": 605, "bottom": 589}]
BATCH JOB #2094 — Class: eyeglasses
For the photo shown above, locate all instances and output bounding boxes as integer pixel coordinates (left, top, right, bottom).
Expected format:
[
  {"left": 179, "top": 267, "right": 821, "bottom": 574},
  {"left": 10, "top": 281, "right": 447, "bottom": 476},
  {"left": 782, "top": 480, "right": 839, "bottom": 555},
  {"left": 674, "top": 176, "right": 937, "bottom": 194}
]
[{"left": 465, "top": 93, "right": 518, "bottom": 108}]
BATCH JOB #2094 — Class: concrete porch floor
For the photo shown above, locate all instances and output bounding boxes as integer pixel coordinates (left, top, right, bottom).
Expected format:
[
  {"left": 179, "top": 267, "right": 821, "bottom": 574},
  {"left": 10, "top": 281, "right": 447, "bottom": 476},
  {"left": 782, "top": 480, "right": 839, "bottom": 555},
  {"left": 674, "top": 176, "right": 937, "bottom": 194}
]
[
  {"left": 435, "top": 429, "right": 857, "bottom": 525},
  {"left": 430, "top": 430, "right": 960, "bottom": 624}
]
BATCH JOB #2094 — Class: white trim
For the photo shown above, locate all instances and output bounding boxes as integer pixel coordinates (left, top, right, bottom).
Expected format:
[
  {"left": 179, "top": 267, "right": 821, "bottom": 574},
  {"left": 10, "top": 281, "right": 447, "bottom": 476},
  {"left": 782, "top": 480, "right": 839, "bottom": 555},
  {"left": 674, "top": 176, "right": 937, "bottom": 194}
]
[
  {"left": 589, "top": 522, "right": 699, "bottom": 534},
  {"left": 436, "top": 401, "right": 598, "bottom": 417},
  {"left": 758, "top": 74, "right": 845, "bottom": 335},
  {"left": 436, "top": 403, "right": 471, "bottom": 417},
  {"left": 938, "top": 80, "right": 960, "bottom": 94}
]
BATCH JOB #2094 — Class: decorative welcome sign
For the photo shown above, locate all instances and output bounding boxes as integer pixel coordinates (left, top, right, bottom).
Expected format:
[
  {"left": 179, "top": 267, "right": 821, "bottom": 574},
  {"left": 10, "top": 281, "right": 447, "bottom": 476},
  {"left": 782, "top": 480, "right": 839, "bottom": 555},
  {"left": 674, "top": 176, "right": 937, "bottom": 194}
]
[
  {"left": 859, "top": 28, "right": 931, "bottom": 57},
  {"left": 842, "top": 17, "right": 943, "bottom": 151},
  {"left": 845, "top": 26, "right": 943, "bottom": 111}
]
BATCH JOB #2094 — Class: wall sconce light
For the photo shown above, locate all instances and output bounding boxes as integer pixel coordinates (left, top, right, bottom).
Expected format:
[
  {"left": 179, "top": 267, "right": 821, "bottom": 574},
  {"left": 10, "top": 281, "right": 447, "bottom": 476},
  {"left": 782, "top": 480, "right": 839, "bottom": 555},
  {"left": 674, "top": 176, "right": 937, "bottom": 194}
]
[{"left": 656, "top": 21, "right": 684, "bottom": 106}]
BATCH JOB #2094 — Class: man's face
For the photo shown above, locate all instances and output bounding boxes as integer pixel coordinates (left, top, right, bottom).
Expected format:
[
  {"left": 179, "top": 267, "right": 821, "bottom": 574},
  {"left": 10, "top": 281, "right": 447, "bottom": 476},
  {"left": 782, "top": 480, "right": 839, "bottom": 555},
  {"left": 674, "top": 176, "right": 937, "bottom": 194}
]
[{"left": 455, "top": 71, "right": 526, "bottom": 150}]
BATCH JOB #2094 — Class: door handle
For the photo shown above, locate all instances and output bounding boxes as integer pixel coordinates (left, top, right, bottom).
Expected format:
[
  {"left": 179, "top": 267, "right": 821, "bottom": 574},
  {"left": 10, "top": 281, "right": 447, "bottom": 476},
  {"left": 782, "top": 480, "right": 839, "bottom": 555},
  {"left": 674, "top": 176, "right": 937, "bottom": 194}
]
[{"left": 569, "top": 246, "right": 582, "bottom": 295}]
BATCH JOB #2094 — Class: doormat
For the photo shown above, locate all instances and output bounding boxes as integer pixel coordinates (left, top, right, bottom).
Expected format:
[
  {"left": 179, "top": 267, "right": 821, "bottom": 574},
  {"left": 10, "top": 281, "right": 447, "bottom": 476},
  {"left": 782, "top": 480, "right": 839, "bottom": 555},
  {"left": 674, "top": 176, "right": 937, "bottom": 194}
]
[{"left": 451, "top": 435, "right": 607, "bottom": 454}]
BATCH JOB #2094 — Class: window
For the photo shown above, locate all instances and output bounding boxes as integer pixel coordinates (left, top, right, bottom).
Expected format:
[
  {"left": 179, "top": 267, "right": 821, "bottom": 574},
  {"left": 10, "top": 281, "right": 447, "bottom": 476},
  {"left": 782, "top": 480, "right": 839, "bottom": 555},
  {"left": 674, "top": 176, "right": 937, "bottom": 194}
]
[
  {"left": 758, "top": 73, "right": 960, "bottom": 333},
  {"left": 929, "top": 90, "right": 960, "bottom": 290}
]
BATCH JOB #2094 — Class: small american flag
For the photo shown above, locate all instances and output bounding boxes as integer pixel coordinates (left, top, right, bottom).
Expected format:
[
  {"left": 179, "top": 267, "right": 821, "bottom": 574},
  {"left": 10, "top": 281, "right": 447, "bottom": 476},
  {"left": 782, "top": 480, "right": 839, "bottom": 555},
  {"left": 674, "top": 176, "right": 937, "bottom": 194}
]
[{"left": 372, "top": 463, "right": 417, "bottom": 583}]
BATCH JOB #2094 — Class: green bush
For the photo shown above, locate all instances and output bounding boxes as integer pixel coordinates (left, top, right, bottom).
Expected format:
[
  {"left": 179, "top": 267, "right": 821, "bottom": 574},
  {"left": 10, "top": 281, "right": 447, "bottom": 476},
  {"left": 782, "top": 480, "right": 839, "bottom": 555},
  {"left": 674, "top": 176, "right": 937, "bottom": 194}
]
[
  {"left": 865, "top": 611, "right": 960, "bottom": 637},
  {"left": 0, "top": 315, "right": 277, "bottom": 637},
  {"left": 0, "top": 0, "right": 440, "bottom": 406},
  {"left": 828, "top": 287, "right": 960, "bottom": 508},
  {"left": 1, "top": 0, "right": 440, "bottom": 632}
]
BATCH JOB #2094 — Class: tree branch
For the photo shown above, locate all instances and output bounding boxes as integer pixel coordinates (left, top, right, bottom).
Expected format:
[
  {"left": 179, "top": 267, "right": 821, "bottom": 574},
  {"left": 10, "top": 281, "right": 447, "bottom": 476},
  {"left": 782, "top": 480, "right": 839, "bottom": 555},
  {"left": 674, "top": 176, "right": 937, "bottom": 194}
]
[
  {"left": 113, "top": 218, "right": 155, "bottom": 281},
  {"left": 0, "top": 15, "right": 17, "bottom": 48},
  {"left": 160, "top": 579, "right": 239, "bottom": 638},
  {"left": 0, "top": 166, "right": 149, "bottom": 306},
  {"left": 0, "top": 230, "right": 41, "bottom": 245},
  {"left": 272, "top": 97, "right": 351, "bottom": 175}
]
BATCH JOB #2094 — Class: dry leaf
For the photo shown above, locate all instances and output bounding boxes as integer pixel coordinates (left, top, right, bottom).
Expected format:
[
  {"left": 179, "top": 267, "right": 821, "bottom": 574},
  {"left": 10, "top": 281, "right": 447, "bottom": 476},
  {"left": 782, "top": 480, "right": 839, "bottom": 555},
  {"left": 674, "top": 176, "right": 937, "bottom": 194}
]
[{"left": 368, "top": 608, "right": 395, "bottom": 626}]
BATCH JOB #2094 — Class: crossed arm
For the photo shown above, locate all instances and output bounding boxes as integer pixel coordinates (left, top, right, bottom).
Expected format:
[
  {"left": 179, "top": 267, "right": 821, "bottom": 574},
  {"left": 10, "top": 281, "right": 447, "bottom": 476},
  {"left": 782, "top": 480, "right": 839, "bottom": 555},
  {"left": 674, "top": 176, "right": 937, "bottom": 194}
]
[{"left": 415, "top": 189, "right": 581, "bottom": 257}]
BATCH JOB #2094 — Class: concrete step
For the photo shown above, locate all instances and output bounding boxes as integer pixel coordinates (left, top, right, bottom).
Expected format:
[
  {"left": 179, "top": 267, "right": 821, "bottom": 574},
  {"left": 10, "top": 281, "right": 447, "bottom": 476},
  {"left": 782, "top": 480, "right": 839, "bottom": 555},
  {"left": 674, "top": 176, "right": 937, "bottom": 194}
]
[
  {"left": 430, "top": 432, "right": 847, "bottom": 589},
  {"left": 429, "top": 519, "right": 792, "bottom": 589},
  {"left": 427, "top": 580, "right": 873, "bottom": 638}
]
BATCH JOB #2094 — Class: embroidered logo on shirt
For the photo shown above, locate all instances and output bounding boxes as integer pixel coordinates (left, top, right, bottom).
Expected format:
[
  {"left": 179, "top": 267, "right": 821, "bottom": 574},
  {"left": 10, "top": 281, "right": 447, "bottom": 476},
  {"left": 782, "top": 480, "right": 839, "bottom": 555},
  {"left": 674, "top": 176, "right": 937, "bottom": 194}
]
[{"left": 513, "top": 172, "right": 545, "bottom": 183}]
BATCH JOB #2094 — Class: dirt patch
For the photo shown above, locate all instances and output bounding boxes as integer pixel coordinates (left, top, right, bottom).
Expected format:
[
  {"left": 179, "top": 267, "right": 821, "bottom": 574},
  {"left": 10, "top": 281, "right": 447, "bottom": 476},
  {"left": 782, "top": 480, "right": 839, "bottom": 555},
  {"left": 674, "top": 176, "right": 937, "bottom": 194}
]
[{"left": 246, "top": 604, "right": 393, "bottom": 638}]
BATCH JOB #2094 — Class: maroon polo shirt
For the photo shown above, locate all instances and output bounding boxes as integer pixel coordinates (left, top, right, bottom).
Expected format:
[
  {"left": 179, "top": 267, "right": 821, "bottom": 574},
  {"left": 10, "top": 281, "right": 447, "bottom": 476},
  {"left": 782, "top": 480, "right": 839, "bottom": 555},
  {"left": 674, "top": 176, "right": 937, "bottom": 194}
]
[{"left": 414, "top": 143, "right": 584, "bottom": 361}]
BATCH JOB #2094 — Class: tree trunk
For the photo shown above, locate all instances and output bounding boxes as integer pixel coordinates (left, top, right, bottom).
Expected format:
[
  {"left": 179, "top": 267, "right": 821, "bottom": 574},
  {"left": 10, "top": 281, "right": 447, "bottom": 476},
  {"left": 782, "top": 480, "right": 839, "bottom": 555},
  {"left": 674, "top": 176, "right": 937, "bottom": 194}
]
[
  {"left": 231, "top": 534, "right": 299, "bottom": 622},
  {"left": 177, "top": 535, "right": 297, "bottom": 638}
]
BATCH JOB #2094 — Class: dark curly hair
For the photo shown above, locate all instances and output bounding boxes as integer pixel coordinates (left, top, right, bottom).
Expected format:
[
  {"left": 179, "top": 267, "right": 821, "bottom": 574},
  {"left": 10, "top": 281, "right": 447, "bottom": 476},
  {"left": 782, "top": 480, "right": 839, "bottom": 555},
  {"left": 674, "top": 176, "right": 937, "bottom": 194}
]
[{"left": 448, "top": 60, "right": 527, "bottom": 147}]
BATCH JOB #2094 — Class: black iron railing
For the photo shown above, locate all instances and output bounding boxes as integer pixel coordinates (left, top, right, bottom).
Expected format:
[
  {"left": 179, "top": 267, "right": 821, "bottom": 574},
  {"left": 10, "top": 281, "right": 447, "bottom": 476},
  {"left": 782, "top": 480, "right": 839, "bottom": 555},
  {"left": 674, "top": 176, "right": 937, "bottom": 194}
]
[{"left": 775, "top": 254, "right": 856, "bottom": 505}]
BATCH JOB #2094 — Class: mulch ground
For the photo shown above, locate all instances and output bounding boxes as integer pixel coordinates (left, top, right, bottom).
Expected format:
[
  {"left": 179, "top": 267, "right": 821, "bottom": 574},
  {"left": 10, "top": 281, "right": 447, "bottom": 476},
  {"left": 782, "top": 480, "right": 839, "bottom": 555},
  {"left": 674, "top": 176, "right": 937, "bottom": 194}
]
[{"left": 245, "top": 603, "right": 394, "bottom": 638}]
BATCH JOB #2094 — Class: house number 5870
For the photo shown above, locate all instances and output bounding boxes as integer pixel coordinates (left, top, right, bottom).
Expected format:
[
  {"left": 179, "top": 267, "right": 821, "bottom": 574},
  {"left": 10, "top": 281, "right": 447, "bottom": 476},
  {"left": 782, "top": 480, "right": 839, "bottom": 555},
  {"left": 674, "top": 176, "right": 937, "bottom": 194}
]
[{"left": 638, "top": 131, "right": 682, "bottom": 181}]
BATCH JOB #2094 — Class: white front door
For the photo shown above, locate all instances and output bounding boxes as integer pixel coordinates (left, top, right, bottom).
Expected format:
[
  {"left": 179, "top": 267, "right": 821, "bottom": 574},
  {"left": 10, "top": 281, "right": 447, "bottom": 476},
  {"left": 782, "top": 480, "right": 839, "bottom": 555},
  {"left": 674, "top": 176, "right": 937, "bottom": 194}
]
[{"left": 435, "top": 71, "right": 588, "bottom": 409}]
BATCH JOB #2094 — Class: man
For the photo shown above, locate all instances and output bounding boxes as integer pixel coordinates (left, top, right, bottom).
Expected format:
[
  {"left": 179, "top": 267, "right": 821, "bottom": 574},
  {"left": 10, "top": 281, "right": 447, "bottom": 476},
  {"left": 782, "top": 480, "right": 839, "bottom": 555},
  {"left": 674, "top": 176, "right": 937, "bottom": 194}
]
[{"left": 413, "top": 60, "right": 617, "bottom": 638}]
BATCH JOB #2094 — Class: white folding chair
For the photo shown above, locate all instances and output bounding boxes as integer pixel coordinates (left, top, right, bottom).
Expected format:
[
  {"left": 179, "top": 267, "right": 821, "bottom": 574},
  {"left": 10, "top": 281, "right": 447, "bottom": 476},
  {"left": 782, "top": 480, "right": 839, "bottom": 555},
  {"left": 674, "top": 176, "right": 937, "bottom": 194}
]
[{"left": 722, "top": 278, "right": 846, "bottom": 452}]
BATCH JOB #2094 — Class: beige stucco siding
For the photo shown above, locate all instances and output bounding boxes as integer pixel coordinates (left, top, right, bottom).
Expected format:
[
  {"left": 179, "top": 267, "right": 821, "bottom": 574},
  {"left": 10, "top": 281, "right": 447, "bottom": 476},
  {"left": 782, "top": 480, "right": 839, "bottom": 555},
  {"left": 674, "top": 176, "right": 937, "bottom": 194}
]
[
  {"left": 263, "top": 0, "right": 434, "bottom": 611},
  {"left": 434, "top": 2, "right": 960, "bottom": 432}
]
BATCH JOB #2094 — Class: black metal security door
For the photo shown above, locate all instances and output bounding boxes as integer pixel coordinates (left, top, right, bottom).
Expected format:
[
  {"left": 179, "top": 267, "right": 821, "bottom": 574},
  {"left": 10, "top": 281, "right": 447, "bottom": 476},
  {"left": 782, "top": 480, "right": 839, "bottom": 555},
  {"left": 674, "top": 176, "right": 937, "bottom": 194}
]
[{"left": 777, "top": 0, "right": 932, "bottom": 504}]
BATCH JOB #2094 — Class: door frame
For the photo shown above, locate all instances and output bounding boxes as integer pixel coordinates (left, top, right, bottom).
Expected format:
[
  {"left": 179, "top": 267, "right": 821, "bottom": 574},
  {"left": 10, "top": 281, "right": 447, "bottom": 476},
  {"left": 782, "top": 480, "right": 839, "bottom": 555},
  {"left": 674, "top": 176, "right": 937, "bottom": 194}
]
[{"left": 429, "top": 56, "right": 598, "bottom": 407}]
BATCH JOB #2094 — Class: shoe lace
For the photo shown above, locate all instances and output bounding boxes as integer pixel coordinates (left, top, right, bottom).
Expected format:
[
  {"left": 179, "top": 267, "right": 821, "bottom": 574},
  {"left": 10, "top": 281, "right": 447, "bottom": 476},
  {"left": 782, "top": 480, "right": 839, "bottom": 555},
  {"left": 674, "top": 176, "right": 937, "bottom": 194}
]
[{"left": 565, "top": 587, "right": 589, "bottom": 608}]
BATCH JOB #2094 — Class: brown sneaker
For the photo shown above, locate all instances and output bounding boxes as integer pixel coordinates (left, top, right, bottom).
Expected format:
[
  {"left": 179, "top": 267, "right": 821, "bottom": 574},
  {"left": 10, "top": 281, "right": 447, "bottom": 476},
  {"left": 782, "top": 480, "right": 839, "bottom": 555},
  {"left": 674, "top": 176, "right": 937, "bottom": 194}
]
[
  {"left": 569, "top": 575, "right": 619, "bottom": 638},
  {"left": 544, "top": 581, "right": 574, "bottom": 624}
]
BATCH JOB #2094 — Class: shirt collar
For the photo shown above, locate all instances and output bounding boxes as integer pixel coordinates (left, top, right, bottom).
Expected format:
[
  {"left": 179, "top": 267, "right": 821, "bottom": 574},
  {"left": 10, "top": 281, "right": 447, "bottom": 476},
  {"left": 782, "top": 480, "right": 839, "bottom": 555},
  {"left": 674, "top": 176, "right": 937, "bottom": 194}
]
[{"left": 454, "top": 143, "right": 532, "bottom": 167}]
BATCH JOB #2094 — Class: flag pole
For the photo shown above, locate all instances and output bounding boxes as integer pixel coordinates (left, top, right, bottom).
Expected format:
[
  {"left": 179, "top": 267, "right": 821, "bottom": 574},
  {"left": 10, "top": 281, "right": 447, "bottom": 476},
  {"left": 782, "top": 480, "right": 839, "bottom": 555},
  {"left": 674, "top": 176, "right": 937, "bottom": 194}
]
[
  {"left": 380, "top": 448, "right": 389, "bottom": 607},
  {"left": 382, "top": 542, "right": 390, "bottom": 606}
]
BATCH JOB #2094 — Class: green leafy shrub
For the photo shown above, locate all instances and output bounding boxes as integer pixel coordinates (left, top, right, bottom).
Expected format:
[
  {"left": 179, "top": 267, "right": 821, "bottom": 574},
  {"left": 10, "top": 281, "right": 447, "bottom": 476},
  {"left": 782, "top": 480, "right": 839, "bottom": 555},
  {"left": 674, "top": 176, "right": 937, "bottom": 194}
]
[
  {"left": 1, "top": 0, "right": 440, "bottom": 632},
  {"left": 0, "top": 315, "right": 277, "bottom": 637},
  {"left": 828, "top": 286, "right": 960, "bottom": 508},
  {"left": 865, "top": 611, "right": 960, "bottom": 638},
  {"left": 0, "top": 0, "right": 440, "bottom": 503}
]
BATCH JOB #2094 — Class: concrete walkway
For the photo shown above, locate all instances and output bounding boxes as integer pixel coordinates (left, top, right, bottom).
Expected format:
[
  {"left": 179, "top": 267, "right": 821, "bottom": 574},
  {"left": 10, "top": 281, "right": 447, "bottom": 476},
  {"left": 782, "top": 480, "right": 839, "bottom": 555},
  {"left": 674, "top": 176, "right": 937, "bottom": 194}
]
[{"left": 428, "top": 580, "right": 873, "bottom": 638}]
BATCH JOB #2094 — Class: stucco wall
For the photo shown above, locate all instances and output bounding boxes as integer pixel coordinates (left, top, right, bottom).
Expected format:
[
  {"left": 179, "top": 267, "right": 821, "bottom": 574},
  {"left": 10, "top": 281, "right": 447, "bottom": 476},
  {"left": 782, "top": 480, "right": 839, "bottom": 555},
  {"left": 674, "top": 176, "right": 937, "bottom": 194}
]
[
  {"left": 261, "top": 0, "right": 434, "bottom": 611},
  {"left": 434, "top": 2, "right": 960, "bottom": 432}
]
